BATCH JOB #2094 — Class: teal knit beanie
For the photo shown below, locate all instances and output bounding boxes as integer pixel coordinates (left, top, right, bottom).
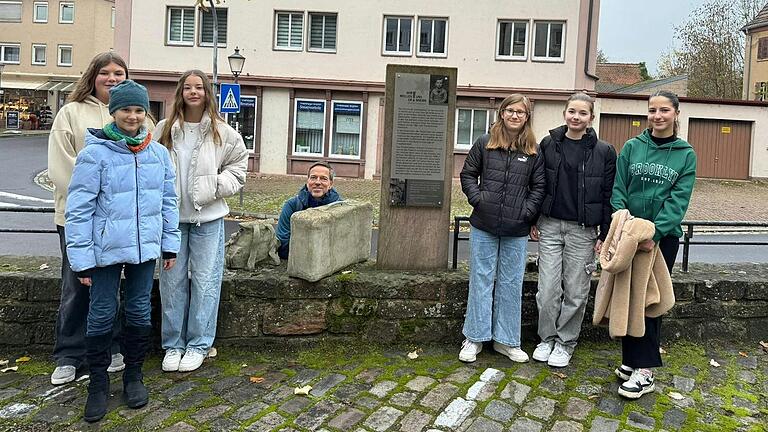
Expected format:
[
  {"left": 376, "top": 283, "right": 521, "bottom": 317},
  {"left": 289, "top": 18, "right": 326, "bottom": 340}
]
[{"left": 108, "top": 80, "right": 149, "bottom": 114}]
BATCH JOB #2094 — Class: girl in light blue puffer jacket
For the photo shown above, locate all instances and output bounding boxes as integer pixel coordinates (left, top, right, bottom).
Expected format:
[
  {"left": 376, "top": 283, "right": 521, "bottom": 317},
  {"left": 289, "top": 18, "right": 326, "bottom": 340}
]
[{"left": 65, "top": 80, "right": 180, "bottom": 423}]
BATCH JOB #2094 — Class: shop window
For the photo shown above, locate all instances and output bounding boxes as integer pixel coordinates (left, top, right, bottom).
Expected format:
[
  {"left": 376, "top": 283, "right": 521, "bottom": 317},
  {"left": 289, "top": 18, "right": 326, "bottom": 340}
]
[
  {"left": 0, "top": 43, "right": 20, "bottom": 64},
  {"left": 59, "top": 2, "right": 74, "bottom": 24},
  {"left": 34, "top": 2, "right": 48, "bottom": 23},
  {"left": 0, "top": 1, "right": 22, "bottom": 22},
  {"left": 309, "top": 12, "right": 336, "bottom": 52},
  {"left": 294, "top": 99, "right": 325, "bottom": 156},
  {"left": 275, "top": 11, "right": 303, "bottom": 50},
  {"left": 330, "top": 101, "right": 362, "bottom": 158},
  {"left": 167, "top": 7, "right": 194, "bottom": 45},
  {"left": 199, "top": 7, "right": 226, "bottom": 46},
  {"left": 533, "top": 21, "right": 564, "bottom": 61},
  {"left": 224, "top": 96, "right": 257, "bottom": 152},
  {"left": 456, "top": 108, "right": 491, "bottom": 150},
  {"left": 57, "top": 44, "right": 72, "bottom": 66},
  {"left": 383, "top": 16, "right": 412, "bottom": 56},
  {"left": 418, "top": 17, "right": 447, "bottom": 57},
  {"left": 32, "top": 44, "right": 46, "bottom": 65}
]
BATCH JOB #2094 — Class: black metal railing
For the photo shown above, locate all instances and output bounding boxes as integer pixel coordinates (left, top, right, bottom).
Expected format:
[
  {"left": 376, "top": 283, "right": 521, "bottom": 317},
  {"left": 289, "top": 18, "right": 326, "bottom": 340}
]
[
  {"left": 0, "top": 206, "right": 57, "bottom": 233},
  {"left": 452, "top": 216, "right": 768, "bottom": 272}
]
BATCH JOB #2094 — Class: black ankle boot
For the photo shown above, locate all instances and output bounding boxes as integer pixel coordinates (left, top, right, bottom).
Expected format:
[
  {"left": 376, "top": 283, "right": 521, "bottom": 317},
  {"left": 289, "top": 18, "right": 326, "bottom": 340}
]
[
  {"left": 84, "top": 333, "right": 113, "bottom": 423},
  {"left": 122, "top": 325, "right": 152, "bottom": 408}
]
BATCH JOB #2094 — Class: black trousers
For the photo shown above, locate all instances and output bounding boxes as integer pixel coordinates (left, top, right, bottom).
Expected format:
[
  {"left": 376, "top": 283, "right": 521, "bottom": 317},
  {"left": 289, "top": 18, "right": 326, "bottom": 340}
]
[{"left": 621, "top": 235, "right": 679, "bottom": 369}]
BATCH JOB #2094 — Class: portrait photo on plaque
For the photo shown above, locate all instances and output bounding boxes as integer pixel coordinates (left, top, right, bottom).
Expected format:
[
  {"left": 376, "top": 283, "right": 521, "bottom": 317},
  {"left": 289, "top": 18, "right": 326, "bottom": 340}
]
[{"left": 429, "top": 75, "right": 449, "bottom": 105}]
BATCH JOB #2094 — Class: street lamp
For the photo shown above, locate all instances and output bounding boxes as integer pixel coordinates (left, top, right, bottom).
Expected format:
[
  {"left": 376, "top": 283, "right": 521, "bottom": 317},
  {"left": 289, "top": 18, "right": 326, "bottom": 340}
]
[{"left": 227, "top": 47, "right": 246, "bottom": 206}]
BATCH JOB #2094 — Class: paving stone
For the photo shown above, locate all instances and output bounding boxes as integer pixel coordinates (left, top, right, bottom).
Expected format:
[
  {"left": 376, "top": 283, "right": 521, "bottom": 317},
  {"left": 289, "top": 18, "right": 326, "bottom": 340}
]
[
  {"left": 736, "top": 356, "right": 758, "bottom": 369},
  {"left": 391, "top": 391, "right": 418, "bottom": 407},
  {"left": 191, "top": 404, "right": 231, "bottom": 423},
  {"left": 211, "top": 376, "right": 246, "bottom": 394},
  {"left": 356, "top": 368, "right": 383, "bottom": 383},
  {"left": 585, "top": 368, "right": 610, "bottom": 379},
  {"left": 738, "top": 370, "right": 757, "bottom": 384},
  {"left": 393, "top": 367, "right": 416, "bottom": 379},
  {"left": 191, "top": 365, "right": 223, "bottom": 379},
  {"left": 328, "top": 408, "right": 366, "bottom": 430},
  {"left": 0, "top": 389, "right": 20, "bottom": 402},
  {"left": 118, "top": 399, "right": 161, "bottom": 420},
  {"left": 483, "top": 399, "right": 516, "bottom": 423},
  {"left": 263, "top": 385, "right": 295, "bottom": 404},
  {"left": 280, "top": 397, "right": 313, "bottom": 415},
  {"left": 672, "top": 375, "right": 695, "bottom": 393},
  {"left": 551, "top": 420, "right": 583, "bottom": 432},
  {"left": 499, "top": 380, "right": 531, "bottom": 405},
  {"left": 247, "top": 412, "right": 286, "bottom": 432},
  {"left": 398, "top": 409, "right": 432, "bottom": 432},
  {"left": 575, "top": 383, "right": 602, "bottom": 397},
  {"left": 147, "top": 377, "right": 174, "bottom": 392},
  {"left": 370, "top": 380, "right": 398, "bottom": 398},
  {"left": 479, "top": 367, "right": 505, "bottom": 383},
  {"left": 433, "top": 397, "right": 476, "bottom": 429},
  {"left": 420, "top": 382, "right": 458, "bottom": 411},
  {"left": 590, "top": 416, "right": 620, "bottom": 432},
  {"left": 32, "top": 404, "right": 78, "bottom": 424},
  {"left": 294, "top": 400, "right": 341, "bottom": 431},
  {"left": 175, "top": 391, "right": 211, "bottom": 410},
  {"left": 310, "top": 373, "right": 347, "bottom": 397},
  {"left": 669, "top": 393, "right": 695, "bottom": 409},
  {"left": 0, "top": 402, "right": 36, "bottom": 419},
  {"left": 732, "top": 396, "right": 758, "bottom": 414},
  {"left": 333, "top": 383, "right": 370, "bottom": 403},
  {"left": 163, "top": 380, "right": 198, "bottom": 399},
  {"left": 522, "top": 396, "right": 556, "bottom": 420},
  {"left": 364, "top": 406, "right": 404, "bottom": 432},
  {"left": 209, "top": 417, "right": 240, "bottom": 431},
  {"left": 512, "top": 364, "right": 540, "bottom": 381},
  {"left": 232, "top": 400, "right": 270, "bottom": 422},
  {"left": 564, "top": 397, "right": 593, "bottom": 421},
  {"left": 406, "top": 376, "right": 437, "bottom": 392},
  {"left": 164, "top": 422, "right": 197, "bottom": 432},
  {"left": 354, "top": 395, "right": 381, "bottom": 410},
  {"left": 222, "top": 383, "right": 269, "bottom": 404},
  {"left": 662, "top": 407, "right": 688, "bottom": 431},
  {"left": 509, "top": 417, "right": 543, "bottom": 432},
  {"left": 539, "top": 375, "right": 565, "bottom": 395},
  {"left": 626, "top": 411, "right": 655, "bottom": 430},
  {"left": 466, "top": 417, "right": 503, "bottom": 432},
  {"left": 596, "top": 397, "right": 625, "bottom": 416},
  {"left": 0, "top": 374, "right": 23, "bottom": 389},
  {"left": 141, "top": 407, "right": 172, "bottom": 429},
  {"left": 444, "top": 366, "right": 475, "bottom": 384},
  {"left": 292, "top": 368, "right": 320, "bottom": 385}
]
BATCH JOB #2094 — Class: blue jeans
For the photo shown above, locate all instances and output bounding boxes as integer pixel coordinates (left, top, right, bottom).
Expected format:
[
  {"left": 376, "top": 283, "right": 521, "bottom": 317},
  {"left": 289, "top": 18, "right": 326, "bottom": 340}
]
[
  {"left": 159, "top": 218, "right": 225, "bottom": 354},
  {"left": 463, "top": 226, "right": 528, "bottom": 347},
  {"left": 87, "top": 261, "right": 155, "bottom": 337}
]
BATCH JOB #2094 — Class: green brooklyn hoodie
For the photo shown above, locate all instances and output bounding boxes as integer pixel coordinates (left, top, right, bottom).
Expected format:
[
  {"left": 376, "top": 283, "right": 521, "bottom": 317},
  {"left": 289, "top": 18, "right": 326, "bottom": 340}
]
[{"left": 611, "top": 128, "right": 697, "bottom": 242}]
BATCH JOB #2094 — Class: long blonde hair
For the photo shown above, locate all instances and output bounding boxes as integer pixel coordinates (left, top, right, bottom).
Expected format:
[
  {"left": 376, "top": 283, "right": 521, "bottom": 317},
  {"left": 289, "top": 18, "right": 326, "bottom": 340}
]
[
  {"left": 67, "top": 52, "right": 128, "bottom": 103},
  {"left": 158, "top": 70, "right": 224, "bottom": 149},
  {"left": 487, "top": 94, "right": 537, "bottom": 155}
]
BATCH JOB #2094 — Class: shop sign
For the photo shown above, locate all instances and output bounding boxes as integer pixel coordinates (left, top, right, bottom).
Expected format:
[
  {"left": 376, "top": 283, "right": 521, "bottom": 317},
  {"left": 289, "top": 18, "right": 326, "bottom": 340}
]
[{"left": 6, "top": 111, "right": 19, "bottom": 129}]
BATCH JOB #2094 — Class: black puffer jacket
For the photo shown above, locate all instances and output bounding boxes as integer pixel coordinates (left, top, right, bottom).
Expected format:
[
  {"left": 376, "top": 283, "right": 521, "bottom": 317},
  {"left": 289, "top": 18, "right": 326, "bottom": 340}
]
[
  {"left": 460, "top": 134, "right": 546, "bottom": 237},
  {"left": 538, "top": 125, "right": 617, "bottom": 240}
]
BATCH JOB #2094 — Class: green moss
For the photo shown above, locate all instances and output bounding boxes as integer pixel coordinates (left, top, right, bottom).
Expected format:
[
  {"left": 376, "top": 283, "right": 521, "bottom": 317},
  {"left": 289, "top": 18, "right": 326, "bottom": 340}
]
[
  {"left": 335, "top": 271, "right": 357, "bottom": 282},
  {"left": 13, "top": 358, "right": 53, "bottom": 376},
  {"left": 0, "top": 263, "right": 22, "bottom": 272}
]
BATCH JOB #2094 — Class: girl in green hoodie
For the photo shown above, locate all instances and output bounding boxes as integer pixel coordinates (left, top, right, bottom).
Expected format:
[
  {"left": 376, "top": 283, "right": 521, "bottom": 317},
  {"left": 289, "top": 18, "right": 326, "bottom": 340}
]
[{"left": 610, "top": 90, "right": 697, "bottom": 400}]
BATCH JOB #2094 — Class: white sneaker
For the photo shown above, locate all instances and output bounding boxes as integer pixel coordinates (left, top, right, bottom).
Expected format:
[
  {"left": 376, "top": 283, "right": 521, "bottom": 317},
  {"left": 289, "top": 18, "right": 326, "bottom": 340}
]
[
  {"left": 178, "top": 350, "right": 207, "bottom": 372},
  {"left": 458, "top": 339, "right": 482, "bottom": 363},
  {"left": 532, "top": 341, "right": 555, "bottom": 362},
  {"left": 618, "top": 368, "right": 655, "bottom": 399},
  {"left": 162, "top": 349, "right": 185, "bottom": 372},
  {"left": 51, "top": 365, "right": 76, "bottom": 385},
  {"left": 547, "top": 343, "right": 572, "bottom": 368},
  {"left": 107, "top": 353, "right": 125, "bottom": 373},
  {"left": 493, "top": 341, "right": 529, "bottom": 363},
  {"left": 614, "top": 364, "right": 634, "bottom": 381}
]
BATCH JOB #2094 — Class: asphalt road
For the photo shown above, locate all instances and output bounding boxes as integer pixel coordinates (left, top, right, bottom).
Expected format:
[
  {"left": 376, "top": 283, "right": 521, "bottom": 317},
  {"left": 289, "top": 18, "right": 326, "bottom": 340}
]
[{"left": 1, "top": 135, "right": 766, "bottom": 265}]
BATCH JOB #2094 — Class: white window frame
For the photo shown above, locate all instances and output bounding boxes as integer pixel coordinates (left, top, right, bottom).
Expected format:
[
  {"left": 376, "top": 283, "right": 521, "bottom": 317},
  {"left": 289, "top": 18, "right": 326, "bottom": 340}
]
[
  {"left": 274, "top": 11, "right": 304, "bottom": 51},
  {"left": 382, "top": 15, "right": 413, "bottom": 56},
  {"left": 33, "top": 2, "right": 48, "bottom": 23},
  {"left": 496, "top": 19, "right": 528, "bottom": 61},
  {"left": 31, "top": 44, "right": 46, "bottom": 65},
  {"left": 0, "top": 43, "right": 21, "bottom": 64},
  {"left": 222, "top": 95, "right": 258, "bottom": 153},
  {"left": 417, "top": 17, "right": 448, "bottom": 58},
  {"left": 111, "top": 6, "right": 114, "bottom": 28},
  {"left": 330, "top": 100, "right": 363, "bottom": 160},
  {"left": 308, "top": 12, "right": 337, "bottom": 53},
  {"left": 455, "top": 108, "right": 492, "bottom": 150},
  {"left": 0, "top": 1, "right": 22, "bottom": 23},
  {"left": 58, "top": 1, "right": 74, "bottom": 24},
  {"left": 532, "top": 21, "right": 565, "bottom": 62},
  {"left": 166, "top": 6, "right": 195, "bottom": 46},
  {"left": 198, "top": 7, "right": 227, "bottom": 47},
  {"left": 57, "top": 44, "right": 72, "bottom": 66},
  {"left": 293, "top": 98, "right": 326, "bottom": 157}
]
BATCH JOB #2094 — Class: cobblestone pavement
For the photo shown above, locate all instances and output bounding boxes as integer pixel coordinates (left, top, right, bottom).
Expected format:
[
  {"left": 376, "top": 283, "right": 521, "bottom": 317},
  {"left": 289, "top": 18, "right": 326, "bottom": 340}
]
[{"left": 1, "top": 339, "right": 766, "bottom": 431}]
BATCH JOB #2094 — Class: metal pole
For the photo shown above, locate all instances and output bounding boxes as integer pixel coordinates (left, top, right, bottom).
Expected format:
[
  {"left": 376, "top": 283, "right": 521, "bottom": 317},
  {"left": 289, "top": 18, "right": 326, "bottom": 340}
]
[
  {"left": 452, "top": 217, "right": 460, "bottom": 269},
  {"left": 234, "top": 73, "right": 244, "bottom": 207},
  {"left": 682, "top": 223, "right": 694, "bottom": 273},
  {"left": 208, "top": 1, "right": 218, "bottom": 95}
]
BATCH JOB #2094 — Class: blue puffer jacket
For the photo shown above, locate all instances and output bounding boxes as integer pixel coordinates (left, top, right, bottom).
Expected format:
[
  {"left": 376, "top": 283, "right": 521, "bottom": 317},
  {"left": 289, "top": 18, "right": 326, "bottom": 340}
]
[{"left": 65, "top": 128, "right": 181, "bottom": 272}]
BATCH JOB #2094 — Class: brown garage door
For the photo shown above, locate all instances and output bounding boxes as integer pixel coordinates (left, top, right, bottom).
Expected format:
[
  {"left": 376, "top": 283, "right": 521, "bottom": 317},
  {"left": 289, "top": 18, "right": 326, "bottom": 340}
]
[
  {"left": 687, "top": 119, "right": 751, "bottom": 180},
  {"left": 598, "top": 114, "right": 647, "bottom": 154}
]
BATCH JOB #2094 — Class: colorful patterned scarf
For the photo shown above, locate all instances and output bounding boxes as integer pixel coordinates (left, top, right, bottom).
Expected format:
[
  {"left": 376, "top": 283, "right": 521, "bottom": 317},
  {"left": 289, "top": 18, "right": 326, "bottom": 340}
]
[{"left": 103, "top": 122, "right": 152, "bottom": 153}]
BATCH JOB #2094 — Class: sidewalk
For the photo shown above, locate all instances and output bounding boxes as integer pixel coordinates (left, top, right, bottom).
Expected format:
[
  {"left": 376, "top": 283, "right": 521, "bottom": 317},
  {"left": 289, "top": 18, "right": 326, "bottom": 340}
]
[
  {"left": 0, "top": 339, "right": 766, "bottom": 431},
  {"left": 0, "top": 129, "right": 50, "bottom": 138}
]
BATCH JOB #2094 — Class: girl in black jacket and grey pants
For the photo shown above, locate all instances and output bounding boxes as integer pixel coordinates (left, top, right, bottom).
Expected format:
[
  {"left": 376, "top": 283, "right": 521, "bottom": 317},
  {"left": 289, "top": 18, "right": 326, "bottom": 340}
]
[
  {"left": 459, "top": 94, "right": 546, "bottom": 363},
  {"left": 529, "top": 93, "right": 617, "bottom": 368}
]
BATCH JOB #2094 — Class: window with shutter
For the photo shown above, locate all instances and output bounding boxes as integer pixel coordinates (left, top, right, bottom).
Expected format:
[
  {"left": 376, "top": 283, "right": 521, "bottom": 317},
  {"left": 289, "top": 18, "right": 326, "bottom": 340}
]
[
  {"left": 167, "top": 7, "right": 194, "bottom": 45},
  {"left": 309, "top": 13, "right": 337, "bottom": 52},
  {"left": 199, "top": 8, "right": 227, "bottom": 46},
  {"left": 275, "top": 11, "right": 303, "bottom": 50},
  {"left": 758, "top": 37, "right": 768, "bottom": 61}
]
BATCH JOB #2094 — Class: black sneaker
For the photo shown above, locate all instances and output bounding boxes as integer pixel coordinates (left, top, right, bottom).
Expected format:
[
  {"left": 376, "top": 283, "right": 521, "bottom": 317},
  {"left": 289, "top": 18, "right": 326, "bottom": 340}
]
[
  {"left": 614, "top": 364, "right": 634, "bottom": 381},
  {"left": 618, "top": 368, "right": 655, "bottom": 399}
]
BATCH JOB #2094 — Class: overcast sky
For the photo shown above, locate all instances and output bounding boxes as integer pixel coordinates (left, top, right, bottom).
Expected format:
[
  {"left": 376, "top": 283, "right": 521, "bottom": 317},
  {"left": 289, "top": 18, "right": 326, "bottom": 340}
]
[{"left": 597, "top": 0, "right": 709, "bottom": 76}]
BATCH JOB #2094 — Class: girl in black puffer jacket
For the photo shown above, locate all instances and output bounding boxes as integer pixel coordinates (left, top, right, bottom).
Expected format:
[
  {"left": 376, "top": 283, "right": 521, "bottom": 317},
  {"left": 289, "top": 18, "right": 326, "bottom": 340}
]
[{"left": 458, "top": 94, "right": 546, "bottom": 363}]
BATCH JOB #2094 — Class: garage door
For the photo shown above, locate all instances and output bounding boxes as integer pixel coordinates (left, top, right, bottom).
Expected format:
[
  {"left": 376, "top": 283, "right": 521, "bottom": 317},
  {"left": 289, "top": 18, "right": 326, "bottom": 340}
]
[
  {"left": 598, "top": 114, "right": 646, "bottom": 154},
  {"left": 687, "top": 119, "right": 751, "bottom": 180}
]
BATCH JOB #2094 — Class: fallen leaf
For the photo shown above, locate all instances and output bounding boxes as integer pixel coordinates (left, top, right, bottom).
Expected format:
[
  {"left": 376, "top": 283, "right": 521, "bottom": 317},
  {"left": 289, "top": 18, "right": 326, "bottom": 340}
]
[
  {"left": 709, "top": 359, "right": 721, "bottom": 368},
  {"left": 294, "top": 385, "right": 312, "bottom": 395},
  {"left": 0, "top": 360, "right": 7, "bottom": 367},
  {"left": 659, "top": 347, "right": 667, "bottom": 354},
  {"left": 668, "top": 391, "right": 685, "bottom": 400},
  {"left": 208, "top": 347, "right": 217, "bottom": 358},
  {"left": 1, "top": 366, "right": 18, "bottom": 373},
  {"left": 407, "top": 350, "right": 419, "bottom": 360},
  {"left": 241, "top": 364, "right": 248, "bottom": 368},
  {"left": 39, "top": 263, "right": 49, "bottom": 270},
  {"left": 15, "top": 356, "right": 31, "bottom": 363},
  {"left": 341, "top": 270, "right": 352, "bottom": 274},
  {"left": 759, "top": 341, "right": 768, "bottom": 351},
  {"left": 739, "top": 351, "right": 748, "bottom": 358},
  {"left": 249, "top": 376, "right": 265, "bottom": 383},
  {"left": 552, "top": 372, "right": 567, "bottom": 379},
  {"left": 588, "top": 395, "right": 600, "bottom": 399}
]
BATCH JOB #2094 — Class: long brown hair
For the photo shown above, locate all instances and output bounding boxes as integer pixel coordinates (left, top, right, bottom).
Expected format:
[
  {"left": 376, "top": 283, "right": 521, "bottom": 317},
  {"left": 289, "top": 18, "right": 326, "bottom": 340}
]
[
  {"left": 67, "top": 52, "right": 128, "bottom": 103},
  {"left": 487, "top": 94, "right": 537, "bottom": 155},
  {"left": 648, "top": 90, "right": 680, "bottom": 136},
  {"left": 158, "top": 70, "right": 224, "bottom": 149}
]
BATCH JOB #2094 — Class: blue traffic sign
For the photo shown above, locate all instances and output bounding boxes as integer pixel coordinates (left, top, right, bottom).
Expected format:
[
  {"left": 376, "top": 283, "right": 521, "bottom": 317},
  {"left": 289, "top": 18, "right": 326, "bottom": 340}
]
[{"left": 219, "top": 83, "right": 241, "bottom": 114}]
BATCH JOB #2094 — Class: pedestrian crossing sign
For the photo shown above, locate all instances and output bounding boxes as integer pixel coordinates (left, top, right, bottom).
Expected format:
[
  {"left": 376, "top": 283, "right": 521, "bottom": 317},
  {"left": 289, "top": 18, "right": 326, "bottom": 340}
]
[{"left": 219, "top": 83, "right": 241, "bottom": 114}]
